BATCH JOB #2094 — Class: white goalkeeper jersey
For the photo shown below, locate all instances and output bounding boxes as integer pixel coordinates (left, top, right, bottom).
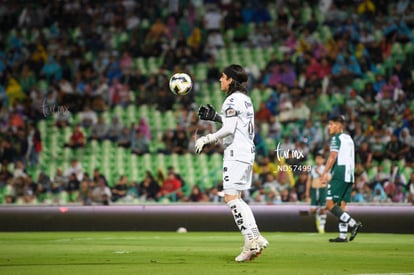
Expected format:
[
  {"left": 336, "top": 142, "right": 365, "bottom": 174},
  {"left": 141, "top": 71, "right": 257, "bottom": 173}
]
[{"left": 220, "top": 91, "right": 255, "bottom": 164}]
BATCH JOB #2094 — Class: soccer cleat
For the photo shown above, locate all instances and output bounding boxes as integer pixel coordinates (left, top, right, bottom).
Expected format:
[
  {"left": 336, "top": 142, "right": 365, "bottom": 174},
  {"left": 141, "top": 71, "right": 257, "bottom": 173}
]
[
  {"left": 235, "top": 239, "right": 261, "bottom": 262},
  {"left": 329, "top": 237, "right": 348, "bottom": 243},
  {"left": 257, "top": 235, "right": 269, "bottom": 250},
  {"left": 350, "top": 222, "right": 362, "bottom": 241}
]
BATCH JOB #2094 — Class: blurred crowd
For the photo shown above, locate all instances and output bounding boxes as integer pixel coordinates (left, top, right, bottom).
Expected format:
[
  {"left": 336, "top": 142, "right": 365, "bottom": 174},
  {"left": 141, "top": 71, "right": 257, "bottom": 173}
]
[{"left": 1, "top": 0, "right": 414, "bottom": 205}]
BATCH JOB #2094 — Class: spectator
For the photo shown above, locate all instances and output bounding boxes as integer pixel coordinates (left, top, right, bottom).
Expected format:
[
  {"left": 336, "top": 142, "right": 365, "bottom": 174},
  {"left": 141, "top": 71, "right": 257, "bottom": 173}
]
[
  {"left": 385, "top": 134, "right": 406, "bottom": 161},
  {"left": 130, "top": 129, "right": 149, "bottom": 155},
  {"left": 54, "top": 108, "right": 71, "bottom": 129},
  {"left": 93, "top": 76, "right": 110, "bottom": 109},
  {"left": 172, "top": 128, "right": 189, "bottom": 155},
  {"left": 355, "top": 163, "right": 370, "bottom": 192},
  {"left": 406, "top": 172, "right": 414, "bottom": 204},
  {"left": 138, "top": 170, "right": 160, "bottom": 201},
  {"left": 14, "top": 128, "right": 29, "bottom": 162},
  {"left": 105, "top": 116, "right": 123, "bottom": 142},
  {"left": 203, "top": 5, "right": 223, "bottom": 33},
  {"left": 64, "top": 124, "right": 85, "bottom": 149},
  {"left": 26, "top": 123, "right": 42, "bottom": 169},
  {"left": 183, "top": 185, "right": 209, "bottom": 202},
  {"left": 65, "top": 173, "right": 80, "bottom": 203},
  {"left": 93, "top": 168, "right": 108, "bottom": 187},
  {"left": 51, "top": 168, "right": 67, "bottom": 200},
  {"left": 157, "top": 172, "right": 182, "bottom": 202},
  {"left": 0, "top": 164, "right": 13, "bottom": 189},
  {"left": 91, "top": 177, "right": 111, "bottom": 205},
  {"left": 77, "top": 180, "right": 92, "bottom": 205},
  {"left": 278, "top": 98, "right": 310, "bottom": 123},
  {"left": 293, "top": 172, "right": 308, "bottom": 201},
  {"left": 65, "top": 159, "right": 83, "bottom": 182},
  {"left": 89, "top": 116, "right": 108, "bottom": 142},
  {"left": 255, "top": 102, "right": 273, "bottom": 123},
  {"left": 399, "top": 127, "right": 414, "bottom": 165},
  {"left": 108, "top": 78, "right": 127, "bottom": 108},
  {"left": 370, "top": 135, "right": 386, "bottom": 163},
  {"left": 262, "top": 173, "right": 280, "bottom": 192},
  {"left": 111, "top": 175, "right": 129, "bottom": 202},
  {"left": 13, "top": 160, "right": 27, "bottom": 179},
  {"left": 371, "top": 182, "right": 387, "bottom": 203},
  {"left": 206, "top": 57, "right": 220, "bottom": 84},
  {"left": 117, "top": 127, "right": 132, "bottom": 148},
  {"left": 159, "top": 129, "right": 175, "bottom": 154},
  {"left": 208, "top": 184, "right": 224, "bottom": 203},
  {"left": 167, "top": 166, "right": 186, "bottom": 190},
  {"left": 22, "top": 176, "right": 36, "bottom": 204},
  {"left": 357, "top": 141, "right": 373, "bottom": 170},
  {"left": 36, "top": 171, "right": 51, "bottom": 199},
  {"left": 137, "top": 117, "right": 151, "bottom": 141},
  {"left": 78, "top": 105, "right": 97, "bottom": 128}
]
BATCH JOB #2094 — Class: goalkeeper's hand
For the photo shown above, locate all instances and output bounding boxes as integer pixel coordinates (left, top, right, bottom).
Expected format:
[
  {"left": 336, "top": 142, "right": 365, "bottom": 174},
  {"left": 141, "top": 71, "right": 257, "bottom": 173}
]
[
  {"left": 198, "top": 104, "right": 222, "bottom": 123},
  {"left": 195, "top": 134, "right": 217, "bottom": 154}
]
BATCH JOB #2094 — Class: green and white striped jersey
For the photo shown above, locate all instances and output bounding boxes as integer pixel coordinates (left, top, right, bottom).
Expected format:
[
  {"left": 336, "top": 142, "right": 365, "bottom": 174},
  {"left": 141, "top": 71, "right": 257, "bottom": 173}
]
[{"left": 330, "top": 132, "right": 355, "bottom": 183}]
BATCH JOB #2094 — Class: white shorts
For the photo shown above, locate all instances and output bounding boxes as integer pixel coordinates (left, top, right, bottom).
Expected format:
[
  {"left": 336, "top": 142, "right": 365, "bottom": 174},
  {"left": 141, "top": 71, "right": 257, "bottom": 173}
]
[{"left": 222, "top": 160, "right": 253, "bottom": 191}]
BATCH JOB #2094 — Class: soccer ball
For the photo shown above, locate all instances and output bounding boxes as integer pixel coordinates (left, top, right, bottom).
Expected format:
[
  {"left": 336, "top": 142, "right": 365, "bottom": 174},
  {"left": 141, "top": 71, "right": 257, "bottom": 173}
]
[{"left": 169, "top": 73, "right": 192, "bottom": 95}]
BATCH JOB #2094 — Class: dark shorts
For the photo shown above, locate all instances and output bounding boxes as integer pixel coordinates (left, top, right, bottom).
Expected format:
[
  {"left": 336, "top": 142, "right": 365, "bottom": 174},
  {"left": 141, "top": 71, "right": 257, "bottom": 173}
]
[
  {"left": 326, "top": 179, "right": 353, "bottom": 203},
  {"left": 310, "top": 187, "right": 327, "bottom": 207}
]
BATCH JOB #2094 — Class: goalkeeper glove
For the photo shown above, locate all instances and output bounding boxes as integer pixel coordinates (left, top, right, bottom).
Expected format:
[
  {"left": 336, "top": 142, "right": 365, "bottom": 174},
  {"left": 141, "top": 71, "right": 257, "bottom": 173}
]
[
  {"left": 198, "top": 104, "right": 222, "bottom": 123},
  {"left": 195, "top": 134, "right": 217, "bottom": 154}
]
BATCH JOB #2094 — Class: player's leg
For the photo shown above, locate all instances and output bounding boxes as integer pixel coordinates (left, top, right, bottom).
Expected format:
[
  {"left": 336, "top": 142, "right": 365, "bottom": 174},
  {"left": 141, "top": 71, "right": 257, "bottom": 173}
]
[
  {"left": 337, "top": 201, "right": 348, "bottom": 240},
  {"left": 225, "top": 191, "right": 259, "bottom": 245},
  {"left": 310, "top": 188, "right": 320, "bottom": 233},
  {"left": 326, "top": 181, "right": 362, "bottom": 242},
  {"left": 318, "top": 188, "right": 327, "bottom": 234},
  {"left": 225, "top": 191, "right": 261, "bottom": 262},
  {"left": 223, "top": 161, "right": 267, "bottom": 262}
]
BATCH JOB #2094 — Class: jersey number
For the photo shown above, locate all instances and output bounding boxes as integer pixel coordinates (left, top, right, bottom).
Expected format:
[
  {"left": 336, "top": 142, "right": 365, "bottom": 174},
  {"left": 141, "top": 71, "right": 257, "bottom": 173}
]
[{"left": 248, "top": 119, "right": 254, "bottom": 139}]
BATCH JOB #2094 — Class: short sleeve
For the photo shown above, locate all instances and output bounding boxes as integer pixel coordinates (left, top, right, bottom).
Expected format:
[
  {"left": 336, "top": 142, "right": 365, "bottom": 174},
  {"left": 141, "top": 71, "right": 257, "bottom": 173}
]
[{"left": 330, "top": 135, "right": 340, "bottom": 152}]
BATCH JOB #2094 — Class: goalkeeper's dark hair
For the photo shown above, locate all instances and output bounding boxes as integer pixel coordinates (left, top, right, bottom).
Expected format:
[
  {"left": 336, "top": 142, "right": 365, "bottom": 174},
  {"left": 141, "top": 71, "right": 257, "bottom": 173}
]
[{"left": 223, "top": 64, "right": 248, "bottom": 95}]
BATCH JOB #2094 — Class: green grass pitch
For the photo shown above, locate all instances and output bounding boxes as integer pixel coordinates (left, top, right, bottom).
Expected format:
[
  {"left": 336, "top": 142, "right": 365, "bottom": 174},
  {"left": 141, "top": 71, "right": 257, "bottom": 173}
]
[{"left": 0, "top": 232, "right": 413, "bottom": 275}]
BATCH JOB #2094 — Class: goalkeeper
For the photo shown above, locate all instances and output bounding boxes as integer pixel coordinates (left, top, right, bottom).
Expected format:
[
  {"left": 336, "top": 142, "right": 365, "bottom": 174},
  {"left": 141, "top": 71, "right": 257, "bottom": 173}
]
[{"left": 195, "top": 64, "right": 268, "bottom": 262}]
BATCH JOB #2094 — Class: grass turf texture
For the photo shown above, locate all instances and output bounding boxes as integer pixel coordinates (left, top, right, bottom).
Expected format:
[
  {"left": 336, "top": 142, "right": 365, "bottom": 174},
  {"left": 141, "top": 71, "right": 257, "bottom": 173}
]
[{"left": 0, "top": 232, "right": 413, "bottom": 275}]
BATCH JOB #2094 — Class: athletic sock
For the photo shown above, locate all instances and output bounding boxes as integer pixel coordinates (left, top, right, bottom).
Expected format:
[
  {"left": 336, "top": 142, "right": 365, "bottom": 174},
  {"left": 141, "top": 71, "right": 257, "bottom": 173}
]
[
  {"left": 320, "top": 213, "right": 327, "bottom": 230},
  {"left": 331, "top": 205, "right": 357, "bottom": 227},
  {"left": 227, "top": 198, "right": 258, "bottom": 245},
  {"left": 339, "top": 212, "right": 357, "bottom": 227},
  {"left": 315, "top": 213, "right": 321, "bottom": 228},
  {"left": 339, "top": 222, "right": 348, "bottom": 239},
  {"left": 330, "top": 205, "right": 344, "bottom": 218}
]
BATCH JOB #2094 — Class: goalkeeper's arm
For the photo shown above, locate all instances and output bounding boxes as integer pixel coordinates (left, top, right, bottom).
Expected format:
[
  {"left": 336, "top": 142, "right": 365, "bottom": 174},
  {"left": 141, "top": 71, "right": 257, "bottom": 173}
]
[
  {"left": 195, "top": 116, "right": 236, "bottom": 154},
  {"left": 198, "top": 104, "right": 222, "bottom": 124}
]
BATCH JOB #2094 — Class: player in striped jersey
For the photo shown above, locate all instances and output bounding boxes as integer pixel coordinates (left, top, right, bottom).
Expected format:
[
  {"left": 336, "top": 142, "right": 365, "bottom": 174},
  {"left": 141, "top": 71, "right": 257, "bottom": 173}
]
[{"left": 320, "top": 115, "right": 362, "bottom": 242}]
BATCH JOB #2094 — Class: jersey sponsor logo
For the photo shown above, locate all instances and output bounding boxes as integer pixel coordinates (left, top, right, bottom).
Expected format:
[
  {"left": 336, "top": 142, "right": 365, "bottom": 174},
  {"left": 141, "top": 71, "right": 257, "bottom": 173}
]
[
  {"left": 225, "top": 107, "right": 237, "bottom": 117},
  {"left": 230, "top": 205, "right": 246, "bottom": 231}
]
